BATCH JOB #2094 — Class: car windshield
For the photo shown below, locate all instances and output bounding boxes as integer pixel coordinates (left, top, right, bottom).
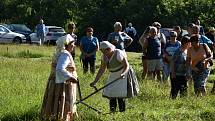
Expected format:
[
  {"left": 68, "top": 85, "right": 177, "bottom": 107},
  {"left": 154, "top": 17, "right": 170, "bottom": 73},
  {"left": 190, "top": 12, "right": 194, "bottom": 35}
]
[
  {"left": 12, "top": 24, "right": 31, "bottom": 31},
  {"left": 0, "top": 26, "right": 9, "bottom": 32},
  {"left": 48, "top": 28, "right": 65, "bottom": 32}
]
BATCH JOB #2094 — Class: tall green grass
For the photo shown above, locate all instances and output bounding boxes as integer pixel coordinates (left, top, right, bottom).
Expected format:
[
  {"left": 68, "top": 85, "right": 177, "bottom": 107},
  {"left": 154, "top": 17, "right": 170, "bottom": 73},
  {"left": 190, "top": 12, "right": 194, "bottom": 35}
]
[{"left": 0, "top": 44, "right": 215, "bottom": 121}]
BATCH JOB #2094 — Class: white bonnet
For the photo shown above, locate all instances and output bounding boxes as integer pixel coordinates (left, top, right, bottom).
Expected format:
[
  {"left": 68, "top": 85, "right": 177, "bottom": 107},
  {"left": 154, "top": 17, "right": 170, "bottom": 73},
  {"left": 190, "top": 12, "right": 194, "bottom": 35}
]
[
  {"left": 53, "top": 34, "right": 74, "bottom": 61},
  {"left": 56, "top": 34, "right": 74, "bottom": 49},
  {"left": 100, "top": 41, "right": 115, "bottom": 50}
]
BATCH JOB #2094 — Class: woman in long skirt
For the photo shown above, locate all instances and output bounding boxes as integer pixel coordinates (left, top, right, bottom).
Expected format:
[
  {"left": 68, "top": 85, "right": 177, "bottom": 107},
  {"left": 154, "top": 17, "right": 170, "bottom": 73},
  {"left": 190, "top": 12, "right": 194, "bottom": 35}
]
[
  {"left": 90, "top": 41, "right": 130, "bottom": 112},
  {"left": 41, "top": 34, "right": 78, "bottom": 121}
]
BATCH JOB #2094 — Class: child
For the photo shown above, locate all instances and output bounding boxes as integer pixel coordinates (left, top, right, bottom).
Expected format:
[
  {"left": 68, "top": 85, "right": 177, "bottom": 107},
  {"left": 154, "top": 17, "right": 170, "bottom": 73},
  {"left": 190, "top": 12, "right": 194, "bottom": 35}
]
[{"left": 170, "top": 36, "right": 191, "bottom": 99}]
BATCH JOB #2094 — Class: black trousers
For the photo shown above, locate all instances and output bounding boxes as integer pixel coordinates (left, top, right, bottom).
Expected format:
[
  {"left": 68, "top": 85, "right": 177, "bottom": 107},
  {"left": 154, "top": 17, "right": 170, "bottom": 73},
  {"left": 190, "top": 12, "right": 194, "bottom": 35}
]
[
  {"left": 170, "top": 75, "right": 188, "bottom": 99},
  {"left": 109, "top": 98, "right": 125, "bottom": 112},
  {"left": 82, "top": 57, "right": 95, "bottom": 74}
]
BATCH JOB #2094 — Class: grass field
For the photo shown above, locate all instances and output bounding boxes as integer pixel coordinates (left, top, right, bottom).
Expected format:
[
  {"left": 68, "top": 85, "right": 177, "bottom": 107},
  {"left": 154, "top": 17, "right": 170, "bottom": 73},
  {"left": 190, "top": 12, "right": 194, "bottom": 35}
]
[{"left": 0, "top": 44, "right": 215, "bottom": 121}]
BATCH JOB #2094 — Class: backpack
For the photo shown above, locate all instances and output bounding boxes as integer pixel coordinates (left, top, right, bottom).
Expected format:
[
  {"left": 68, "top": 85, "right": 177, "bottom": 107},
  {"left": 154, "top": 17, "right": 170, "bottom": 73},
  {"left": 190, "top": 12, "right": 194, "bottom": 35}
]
[{"left": 200, "top": 35, "right": 214, "bottom": 51}]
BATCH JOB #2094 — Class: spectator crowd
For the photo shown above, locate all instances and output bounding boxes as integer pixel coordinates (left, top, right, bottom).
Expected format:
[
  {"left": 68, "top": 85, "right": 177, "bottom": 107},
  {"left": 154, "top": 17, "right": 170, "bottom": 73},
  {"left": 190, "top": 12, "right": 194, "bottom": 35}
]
[{"left": 39, "top": 20, "right": 215, "bottom": 121}]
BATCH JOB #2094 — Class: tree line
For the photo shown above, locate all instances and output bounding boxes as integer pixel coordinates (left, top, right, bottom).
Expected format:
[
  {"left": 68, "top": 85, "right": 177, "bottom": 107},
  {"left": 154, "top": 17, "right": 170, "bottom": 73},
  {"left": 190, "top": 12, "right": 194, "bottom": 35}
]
[{"left": 0, "top": 0, "right": 214, "bottom": 40}]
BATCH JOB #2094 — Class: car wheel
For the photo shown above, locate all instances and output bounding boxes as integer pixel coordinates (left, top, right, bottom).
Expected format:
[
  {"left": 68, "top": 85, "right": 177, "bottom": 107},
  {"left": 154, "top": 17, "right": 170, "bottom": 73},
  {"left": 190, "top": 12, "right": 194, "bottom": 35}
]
[{"left": 13, "top": 37, "right": 22, "bottom": 44}]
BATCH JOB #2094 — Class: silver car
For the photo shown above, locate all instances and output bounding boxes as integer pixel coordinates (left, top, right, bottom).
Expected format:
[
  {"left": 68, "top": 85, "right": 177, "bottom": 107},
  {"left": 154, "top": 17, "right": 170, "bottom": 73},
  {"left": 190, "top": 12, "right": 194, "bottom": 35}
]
[
  {"left": 0, "top": 25, "right": 26, "bottom": 44},
  {"left": 30, "top": 26, "right": 66, "bottom": 45}
]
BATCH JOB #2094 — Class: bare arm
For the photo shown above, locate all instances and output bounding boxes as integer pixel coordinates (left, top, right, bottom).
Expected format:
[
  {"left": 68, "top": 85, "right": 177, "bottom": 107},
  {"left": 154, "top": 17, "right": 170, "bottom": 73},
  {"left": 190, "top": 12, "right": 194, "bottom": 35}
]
[
  {"left": 122, "top": 32, "right": 133, "bottom": 47},
  {"left": 204, "top": 44, "right": 213, "bottom": 60},
  {"left": 142, "top": 38, "right": 148, "bottom": 56},
  {"left": 90, "top": 60, "right": 107, "bottom": 86},
  {"left": 186, "top": 49, "right": 192, "bottom": 67},
  {"left": 139, "top": 33, "right": 145, "bottom": 47},
  {"left": 185, "top": 55, "right": 192, "bottom": 79},
  {"left": 125, "top": 37, "right": 133, "bottom": 48},
  {"left": 79, "top": 42, "right": 85, "bottom": 54}
]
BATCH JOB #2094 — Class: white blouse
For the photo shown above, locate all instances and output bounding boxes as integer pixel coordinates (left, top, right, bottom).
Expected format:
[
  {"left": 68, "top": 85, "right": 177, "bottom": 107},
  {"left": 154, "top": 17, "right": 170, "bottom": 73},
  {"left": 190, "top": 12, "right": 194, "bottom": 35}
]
[
  {"left": 56, "top": 50, "right": 77, "bottom": 83},
  {"left": 102, "top": 49, "right": 127, "bottom": 63}
]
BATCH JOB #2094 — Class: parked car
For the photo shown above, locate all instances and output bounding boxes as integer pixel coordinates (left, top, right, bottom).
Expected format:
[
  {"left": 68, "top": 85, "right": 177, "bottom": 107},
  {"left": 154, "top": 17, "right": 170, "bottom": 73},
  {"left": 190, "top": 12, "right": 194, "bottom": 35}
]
[
  {"left": 160, "top": 28, "right": 188, "bottom": 40},
  {"left": 2, "top": 24, "right": 32, "bottom": 43},
  {"left": 30, "top": 26, "right": 66, "bottom": 45},
  {"left": 0, "top": 25, "right": 26, "bottom": 44}
]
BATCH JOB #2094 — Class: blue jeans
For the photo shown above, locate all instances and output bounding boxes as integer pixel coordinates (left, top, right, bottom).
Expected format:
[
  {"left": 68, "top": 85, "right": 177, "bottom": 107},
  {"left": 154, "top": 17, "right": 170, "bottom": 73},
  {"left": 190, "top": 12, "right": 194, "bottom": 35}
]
[
  {"left": 163, "top": 63, "right": 171, "bottom": 81},
  {"left": 192, "top": 68, "right": 210, "bottom": 93}
]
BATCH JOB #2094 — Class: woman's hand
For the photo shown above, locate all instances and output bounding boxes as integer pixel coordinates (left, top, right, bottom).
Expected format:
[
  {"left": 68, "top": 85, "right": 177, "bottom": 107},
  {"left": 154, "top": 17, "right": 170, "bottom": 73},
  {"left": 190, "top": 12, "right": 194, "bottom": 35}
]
[
  {"left": 112, "top": 39, "right": 118, "bottom": 45},
  {"left": 120, "top": 73, "right": 125, "bottom": 79},
  {"left": 90, "top": 82, "right": 96, "bottom": 87},
  {"left": 66, "top": 77, "right": 78, "bottom": 84}
]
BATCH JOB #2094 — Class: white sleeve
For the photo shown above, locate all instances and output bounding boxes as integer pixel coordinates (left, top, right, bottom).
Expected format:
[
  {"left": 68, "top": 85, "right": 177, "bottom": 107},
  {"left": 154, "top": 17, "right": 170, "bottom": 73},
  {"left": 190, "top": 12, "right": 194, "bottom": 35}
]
[
  {"left": 132, "top": 27, "right": 137, "bottom": 36},
  {"left": 124, "top": 27, "right": 129, "bottom": 33},
  {"left": 116, "top": 50, "right": 127, "bottom": 62},
  {"left": 161, "top": 33, "right": 166, "bottom": 44},
  {"left": 56, "top": 53, "right": 75, "bottom": 83}
]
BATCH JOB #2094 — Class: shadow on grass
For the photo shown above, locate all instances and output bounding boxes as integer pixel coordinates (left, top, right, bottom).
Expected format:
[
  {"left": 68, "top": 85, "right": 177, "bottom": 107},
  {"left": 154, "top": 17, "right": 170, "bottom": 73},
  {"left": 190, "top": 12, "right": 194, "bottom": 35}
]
[
  {"left": 0, "top": 108, "right": 40, "bottom": 121},
  {"left": 2, "top": 50, "right": 44, "bottom": 58}
]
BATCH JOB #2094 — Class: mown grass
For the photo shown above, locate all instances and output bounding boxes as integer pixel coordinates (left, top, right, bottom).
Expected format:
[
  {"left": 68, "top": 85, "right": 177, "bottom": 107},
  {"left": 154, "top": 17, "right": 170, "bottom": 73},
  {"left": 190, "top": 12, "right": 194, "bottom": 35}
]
[{"left": 0, "top": 44, "right": 215, "bottom": 121}]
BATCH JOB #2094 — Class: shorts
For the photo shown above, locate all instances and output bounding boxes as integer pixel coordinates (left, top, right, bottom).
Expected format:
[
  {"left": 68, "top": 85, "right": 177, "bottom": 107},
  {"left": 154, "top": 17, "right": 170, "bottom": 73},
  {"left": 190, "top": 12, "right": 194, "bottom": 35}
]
[
  {"left": 192, "top": 68, "right": 210, "bottom": 90},
  {"left": 147, "top": 59, "right": 163, "bottom": 72}
]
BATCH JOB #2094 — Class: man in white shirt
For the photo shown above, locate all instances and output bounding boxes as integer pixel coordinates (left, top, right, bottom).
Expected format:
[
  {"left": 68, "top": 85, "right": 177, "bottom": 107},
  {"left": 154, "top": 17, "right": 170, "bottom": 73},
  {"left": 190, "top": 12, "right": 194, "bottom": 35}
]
[{"left": 124, "top": 23, "right": 137, "bottom": 38}]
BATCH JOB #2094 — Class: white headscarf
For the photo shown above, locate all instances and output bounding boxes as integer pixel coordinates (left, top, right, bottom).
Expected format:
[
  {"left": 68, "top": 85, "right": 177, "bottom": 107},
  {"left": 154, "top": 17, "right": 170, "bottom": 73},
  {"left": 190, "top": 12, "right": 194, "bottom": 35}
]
[
  {"left": 53, "top": 34, "right": 74, "bottom": 62},
  {"left": 100, "top": 41, "right": 115, "bottom": 51}
]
